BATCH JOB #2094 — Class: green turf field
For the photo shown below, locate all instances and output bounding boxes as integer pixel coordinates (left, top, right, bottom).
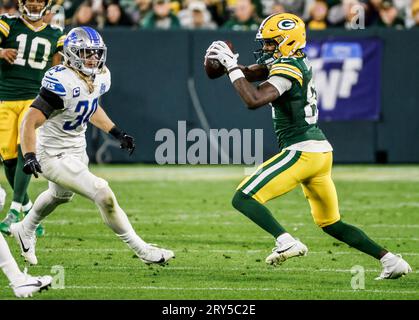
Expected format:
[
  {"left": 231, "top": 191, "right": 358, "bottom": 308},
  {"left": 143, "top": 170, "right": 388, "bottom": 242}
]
[{"left": 0, "top": 165, "right": 418, "bottom": 300}]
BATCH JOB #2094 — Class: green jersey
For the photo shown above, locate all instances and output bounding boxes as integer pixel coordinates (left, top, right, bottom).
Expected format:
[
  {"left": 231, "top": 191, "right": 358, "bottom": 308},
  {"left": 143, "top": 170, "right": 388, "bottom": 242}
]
[
  {"left": 0, "top": 14, "right": 65, "bottom": 100},
  {"left": 268, "top": 54, "right": 327, "bottom": 150}
]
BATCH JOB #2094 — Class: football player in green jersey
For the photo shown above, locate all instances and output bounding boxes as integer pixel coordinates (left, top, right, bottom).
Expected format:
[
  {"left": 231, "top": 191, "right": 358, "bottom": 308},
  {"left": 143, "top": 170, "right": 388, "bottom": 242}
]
[
  {"left": 205, "top": 13, "right": 412, "bottom": 280},
  {"left": 0, "top": 0, "right": 65, "bottom": 237}
]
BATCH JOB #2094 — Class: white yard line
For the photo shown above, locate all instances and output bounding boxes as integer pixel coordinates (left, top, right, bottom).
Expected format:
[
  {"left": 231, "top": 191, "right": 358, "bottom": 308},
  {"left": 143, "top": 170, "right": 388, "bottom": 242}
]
[
  {"left": 42, "top": 231, "right": 419, "bottom": 242},
  {"left": 58, "top": 285, "right": 419, "bottom": 295},
  {"left": 28, "top": 264, "right": 419, "bottom": 274},
  {"left": 43, "top": 219, "right": 419, "bottom": 229},
  {"left": 36, "top": 247, "right": 419, "bottom": 256},
  {"left": 5, "top": 165, "right": 419, "bottom": 183}
]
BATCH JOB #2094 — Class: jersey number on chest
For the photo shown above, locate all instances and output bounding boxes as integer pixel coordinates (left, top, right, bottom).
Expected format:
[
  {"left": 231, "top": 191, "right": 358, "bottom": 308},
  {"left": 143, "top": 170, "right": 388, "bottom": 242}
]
[
  {"left": 63, "top": 98, "right": 98, "bottom": 131},
  {"left": 14, "top": 34, "right": 51, "bottom": 70}
]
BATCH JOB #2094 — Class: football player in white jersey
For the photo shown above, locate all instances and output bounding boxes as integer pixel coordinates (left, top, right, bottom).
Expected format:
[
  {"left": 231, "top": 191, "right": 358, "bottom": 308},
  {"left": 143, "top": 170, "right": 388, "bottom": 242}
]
[{"left": 10, "top": 26, "right": 175, "bottom": 266}]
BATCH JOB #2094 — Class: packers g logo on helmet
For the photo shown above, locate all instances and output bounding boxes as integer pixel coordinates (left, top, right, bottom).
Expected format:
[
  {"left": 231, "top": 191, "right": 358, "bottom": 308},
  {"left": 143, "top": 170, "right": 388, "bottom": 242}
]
[
  {"left": 255, "top": 13, "right": 306, "bottom": 62},
  {"left": 278, "top": 19, "right": 296, "bottom": 30}
]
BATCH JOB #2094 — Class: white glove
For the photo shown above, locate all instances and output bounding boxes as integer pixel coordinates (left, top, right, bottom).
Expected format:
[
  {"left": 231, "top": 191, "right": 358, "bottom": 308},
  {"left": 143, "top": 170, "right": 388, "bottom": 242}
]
[{"left": 205, "top": 40, "right": 239, "bottom": 72}]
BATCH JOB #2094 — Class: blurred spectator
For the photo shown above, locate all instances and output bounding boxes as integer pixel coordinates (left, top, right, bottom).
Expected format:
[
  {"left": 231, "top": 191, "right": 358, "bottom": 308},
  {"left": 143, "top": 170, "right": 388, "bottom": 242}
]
[
  {"left": 369, "top": 0, "right": 405, "bottom": 28},
  {"left": 222, "top": 0, "right": 260, "bottom": 31},
  {"left": 327, "top": 0, "right": 367, "bottom": 28},
  {"left": 125, "top": 0, "right": 153, "bottom": 25},
  {"left": 203, "top": 0, "right": 229, "bottom": 26},
  {"left": 271, "top": 1, "right": 286, "bottom": 15},
  {"left": 5, "top": 0, "right": 410, "bottom": 29},
  {"left": 72, "top": 2, "right": 98, "bottom": 27},
  {"left": 105, "top": 1, "right": 134, "bottom": 26},
  {"left": 307, "top": 0, "right": 329, "bottom": 30},
  {"left": 170, "top": 0, "right": 182, "bottom": 15},
  {"left": 274, "top": 0, "right": 306, "bottom": 17},
  {"left": 205, "top": 0, "right": 228, "bottom": 26},
  {"left": 141, "top": 0, "right": 181, "bottom": 29},
  {"left": 0, "top": 0, "right": 18, "bottom": 15},
  {"left": 412, "top": 0, "right": 419, "bottom": 27},
  {"left": 59, "top": 0, "right": 87, "bottom": 26},
  {"left": 342, "top": 0, "right": 366, "bottom": 29},
  {"left": 179, "top": 1, "right": 217, "bottom": 29}
]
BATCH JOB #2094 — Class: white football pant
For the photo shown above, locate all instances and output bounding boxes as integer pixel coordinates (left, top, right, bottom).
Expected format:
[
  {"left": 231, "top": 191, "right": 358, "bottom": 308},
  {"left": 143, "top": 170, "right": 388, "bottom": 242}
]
[{"left": 22, "top": 148, "right": 147, "bottom": 253}]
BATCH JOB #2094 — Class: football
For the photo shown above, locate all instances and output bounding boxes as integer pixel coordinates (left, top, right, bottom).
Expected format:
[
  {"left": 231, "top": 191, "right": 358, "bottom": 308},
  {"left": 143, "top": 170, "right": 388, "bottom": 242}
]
[{"left": 204, "top": 40, "right": 234, "bottom": 79}]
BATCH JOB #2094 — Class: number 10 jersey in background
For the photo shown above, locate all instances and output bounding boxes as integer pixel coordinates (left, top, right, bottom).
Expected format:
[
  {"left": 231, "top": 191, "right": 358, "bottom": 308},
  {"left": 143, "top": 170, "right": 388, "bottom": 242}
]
[{"left": 0, "top": 14, "right": 64, "bottom": 100}]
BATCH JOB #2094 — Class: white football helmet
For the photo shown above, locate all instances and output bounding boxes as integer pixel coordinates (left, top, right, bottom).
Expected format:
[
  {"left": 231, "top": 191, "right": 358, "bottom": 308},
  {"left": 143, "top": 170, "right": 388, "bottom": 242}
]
[{"left": 63, "top": 27, "right": 107, "bottom": 76}]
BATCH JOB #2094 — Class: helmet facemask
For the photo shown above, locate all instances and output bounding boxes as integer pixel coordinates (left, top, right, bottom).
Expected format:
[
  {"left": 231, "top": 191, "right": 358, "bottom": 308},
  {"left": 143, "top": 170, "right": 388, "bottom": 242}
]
[
  {"left": 63, "top": 27, "right": 107, "bottom": 77},
  {"left": 254, "top": 36, "right": 286, "bottom": 66},
  {"left": 64, "top": 46, "right": 107, "bottom": 77},
  {"left": 19, "top": 0, "right": 51, "bottom": 22}
]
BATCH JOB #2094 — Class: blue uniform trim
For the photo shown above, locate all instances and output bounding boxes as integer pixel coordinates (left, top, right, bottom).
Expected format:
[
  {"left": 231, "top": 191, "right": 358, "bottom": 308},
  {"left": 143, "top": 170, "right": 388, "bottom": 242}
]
[
  {"left": 44, "top": 75, "right": 60, "bottom": 83},
  {"left": 41, "top": 78, "right": 66, "bottom": 96}
]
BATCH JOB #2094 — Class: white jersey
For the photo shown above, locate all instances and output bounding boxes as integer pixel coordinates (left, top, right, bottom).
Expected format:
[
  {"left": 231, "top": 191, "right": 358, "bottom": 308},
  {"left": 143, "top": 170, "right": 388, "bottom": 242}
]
[{"left": 37, "top": 64, "right": 111, "bottom": 152}]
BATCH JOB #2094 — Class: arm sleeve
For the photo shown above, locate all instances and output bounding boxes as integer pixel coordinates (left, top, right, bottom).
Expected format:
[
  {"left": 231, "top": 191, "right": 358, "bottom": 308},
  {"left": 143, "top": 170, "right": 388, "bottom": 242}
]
[
  {"left": 31, "top": 87, "right": 65, "bottom": 119},
  {"left": 265, "top": 76, "right": 293, "bottom": 96}
]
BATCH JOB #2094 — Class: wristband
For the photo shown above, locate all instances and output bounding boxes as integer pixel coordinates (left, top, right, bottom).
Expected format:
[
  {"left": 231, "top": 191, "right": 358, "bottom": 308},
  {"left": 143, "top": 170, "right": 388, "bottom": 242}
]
[
  {"left": 109, "top": 126, "right": 124, "bottom": 139},
  {"left": 228, "top": 68, "right": 245, "bottom": 83},
  {"left": 24, "top": 152, "right": 36, "bottom": 161}
]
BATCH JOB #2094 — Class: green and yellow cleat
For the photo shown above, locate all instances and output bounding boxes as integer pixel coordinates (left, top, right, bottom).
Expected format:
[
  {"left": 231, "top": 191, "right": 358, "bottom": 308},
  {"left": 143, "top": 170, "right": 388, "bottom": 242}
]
[{"left": 0, "top": 209, "right": 20, "bottom": 235}]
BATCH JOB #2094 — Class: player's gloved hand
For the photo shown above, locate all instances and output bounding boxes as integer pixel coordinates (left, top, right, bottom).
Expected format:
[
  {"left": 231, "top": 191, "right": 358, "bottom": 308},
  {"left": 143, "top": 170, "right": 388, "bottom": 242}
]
[
  {"left": 23, "top": 152, "right": 43, "bottom": 178},
  {"left": 206, "top": 42, "right": 239, "bottom": 72},
  {"left": 109, "top": 126, "right": 136, "bottom": 156},
  {"left": 0, "top": 48, "right": 18, "bottom": 64}
]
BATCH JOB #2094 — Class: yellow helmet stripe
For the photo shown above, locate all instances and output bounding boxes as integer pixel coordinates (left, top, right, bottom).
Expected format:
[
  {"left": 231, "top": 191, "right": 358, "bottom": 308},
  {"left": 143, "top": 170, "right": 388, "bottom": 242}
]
[
  {"left": 270, "top": 65, "right": 303, "bottom": 79},
  {"left": 270, "top": 69, "right": 303, "bottom": 86}
]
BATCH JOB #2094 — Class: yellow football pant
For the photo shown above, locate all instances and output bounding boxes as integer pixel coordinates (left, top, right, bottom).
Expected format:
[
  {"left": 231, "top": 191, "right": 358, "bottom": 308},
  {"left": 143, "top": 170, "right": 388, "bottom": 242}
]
[
  {"left": 0, "top": 100, "right": 33, "bottom": 161},
  {"left": 237, "top": 150, "right": 341, "bottom": 227}
]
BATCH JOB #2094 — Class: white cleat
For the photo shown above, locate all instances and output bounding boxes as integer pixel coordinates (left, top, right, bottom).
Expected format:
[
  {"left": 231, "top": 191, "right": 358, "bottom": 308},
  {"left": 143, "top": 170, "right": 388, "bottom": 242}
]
[
  {"left": 266, "top": 239, "right": 308, "bottom": 266},
  {"left": 138, "top": 244, "right": 175, "bottom": 265},
  {"left": 10, "top": 222, "right": 38, "bottom": 265},
  {"left": 11, "top": 273, "right": 52, "bottom": 298},
  {"left": 375, "top": 254, "right": 412, "bottom": 280}
]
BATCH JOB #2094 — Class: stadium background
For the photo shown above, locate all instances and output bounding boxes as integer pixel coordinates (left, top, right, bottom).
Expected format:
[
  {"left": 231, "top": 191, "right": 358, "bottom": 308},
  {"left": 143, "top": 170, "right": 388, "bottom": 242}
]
[
  {"left": 2, "top": 0, "right": 419, "bottom": 165},
  {"left": 93, "top": 28, "right": 419, "bottom": 164}
]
